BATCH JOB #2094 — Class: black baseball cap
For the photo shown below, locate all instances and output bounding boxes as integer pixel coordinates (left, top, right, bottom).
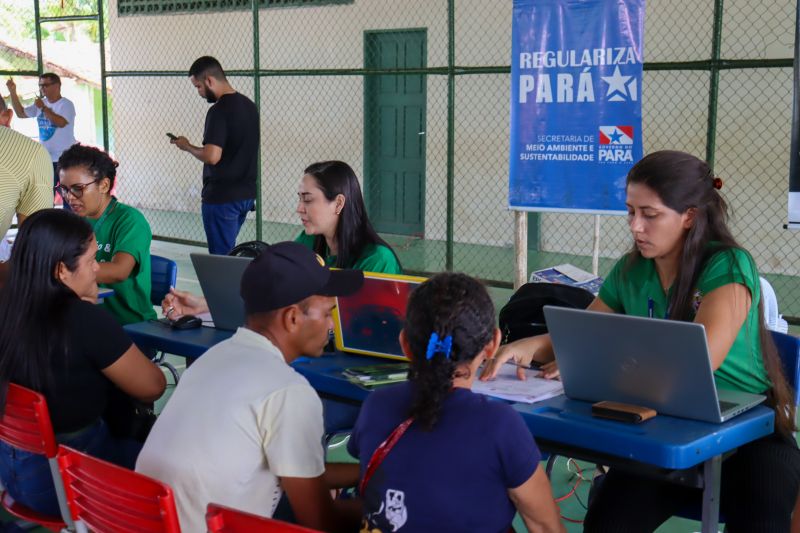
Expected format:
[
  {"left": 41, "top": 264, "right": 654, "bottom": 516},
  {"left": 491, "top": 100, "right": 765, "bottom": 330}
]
[{"left": 240, "top": 241, "right": 364, "bottom": 314}]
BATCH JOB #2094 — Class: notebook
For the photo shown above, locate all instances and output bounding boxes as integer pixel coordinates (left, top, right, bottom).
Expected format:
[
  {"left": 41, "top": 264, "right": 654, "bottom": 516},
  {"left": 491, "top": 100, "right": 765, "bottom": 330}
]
[
  {"left": 190, "top": 254, "right": 252, "bottom": 331},
  {"left": 543, "top": 306, "right": 766, "bottom": 423},
  {"left": 332, "top": 272, "right": 427, "bottom": 361}
]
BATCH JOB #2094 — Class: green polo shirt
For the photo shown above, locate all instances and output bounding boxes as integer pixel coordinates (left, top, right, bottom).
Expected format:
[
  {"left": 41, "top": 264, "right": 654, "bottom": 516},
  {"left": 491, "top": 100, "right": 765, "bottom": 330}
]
[
  {"left": 598, "top": 246, "right": 769, "bottom": 394},
  {"left": 294, "top": 231, "right": 402, "bottom": 274},
  {"left": 87, "top": 198, "right": 157, "bottom": 325}
]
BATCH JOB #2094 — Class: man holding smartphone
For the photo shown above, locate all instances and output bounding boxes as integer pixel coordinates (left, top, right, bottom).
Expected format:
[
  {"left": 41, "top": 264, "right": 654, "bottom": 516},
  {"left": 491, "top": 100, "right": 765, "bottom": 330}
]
[
  {"left": 6, "top": 74, "right": 76, "bottom": 209},
  {"left": 169, "top": 56, "right": 259, "bottom": 255}
]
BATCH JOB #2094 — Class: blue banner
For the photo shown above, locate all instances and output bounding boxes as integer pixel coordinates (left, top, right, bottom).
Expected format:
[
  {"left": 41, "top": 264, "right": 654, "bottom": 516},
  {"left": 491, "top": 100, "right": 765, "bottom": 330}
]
[{"left": 509, "top": 0, "right": 644, "bottom": 214}]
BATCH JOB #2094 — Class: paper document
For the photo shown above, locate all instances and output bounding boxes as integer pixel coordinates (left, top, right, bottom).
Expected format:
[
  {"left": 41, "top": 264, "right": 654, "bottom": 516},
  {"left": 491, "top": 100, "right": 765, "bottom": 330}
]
[
  {"left": 529, "top": 263, "right": 603, "bottom": 295},
  {"left": 472, "top": 364, "right": 564, "bottom": 404}
]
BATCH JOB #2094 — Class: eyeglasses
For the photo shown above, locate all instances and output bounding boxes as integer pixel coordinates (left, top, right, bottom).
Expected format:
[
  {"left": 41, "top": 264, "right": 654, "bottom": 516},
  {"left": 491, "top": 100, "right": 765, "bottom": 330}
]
[
  {"left": 38, "top": 83, "right": 55, "bottom": 88},
  {"left": 54, "top": 178, "right": 101, "bottom": 199}
]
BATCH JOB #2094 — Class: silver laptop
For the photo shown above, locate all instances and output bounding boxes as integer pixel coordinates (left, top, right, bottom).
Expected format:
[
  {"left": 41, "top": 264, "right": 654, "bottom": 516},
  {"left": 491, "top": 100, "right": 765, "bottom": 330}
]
[
  {"left": 190, "top": 254, "right": 252, "bottom": 331},
  {"left": 543, "top": 306, "right": 766, "bottom": 423}
]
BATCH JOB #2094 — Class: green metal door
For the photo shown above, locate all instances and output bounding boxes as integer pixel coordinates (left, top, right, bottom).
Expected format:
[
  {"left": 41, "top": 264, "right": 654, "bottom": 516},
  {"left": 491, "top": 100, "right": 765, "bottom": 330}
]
[{"left": 364, "top": 29, "right": 427, "bottom": 236}]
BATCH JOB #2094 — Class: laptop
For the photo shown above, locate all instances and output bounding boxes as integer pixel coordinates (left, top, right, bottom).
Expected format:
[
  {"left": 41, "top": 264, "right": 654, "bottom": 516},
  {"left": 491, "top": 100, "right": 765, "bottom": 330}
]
[
  {"left": 190, "top": 254, "right": 252, "bottom": 331},
  {"left": 332, "top": 272, "right": 427, "bottom": 361},
  {"left": 543, "top": 306, "right": 766, "bottom": 423}
]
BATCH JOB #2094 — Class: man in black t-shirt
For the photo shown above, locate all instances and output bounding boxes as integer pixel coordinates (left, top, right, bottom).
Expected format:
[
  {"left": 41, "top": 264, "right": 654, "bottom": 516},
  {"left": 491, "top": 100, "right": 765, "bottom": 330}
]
[{"left": 171, "top": 56, "right": 259, "bottom": 255}]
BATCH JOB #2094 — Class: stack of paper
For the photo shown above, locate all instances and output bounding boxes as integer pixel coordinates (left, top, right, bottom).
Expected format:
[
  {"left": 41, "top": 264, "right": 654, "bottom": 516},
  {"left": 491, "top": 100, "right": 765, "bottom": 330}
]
[{"left": 472, "top": 364, "right": 564, "bottom": 404}]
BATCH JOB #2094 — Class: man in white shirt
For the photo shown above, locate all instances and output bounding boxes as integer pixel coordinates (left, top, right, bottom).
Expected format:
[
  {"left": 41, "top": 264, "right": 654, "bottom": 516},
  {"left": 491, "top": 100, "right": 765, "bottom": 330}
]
[
  {"left": 6, "top": 74, "right": 76, "bottom": 206},
  {"left": 136, "top": 242, "right": 364, "bottom": 532}
]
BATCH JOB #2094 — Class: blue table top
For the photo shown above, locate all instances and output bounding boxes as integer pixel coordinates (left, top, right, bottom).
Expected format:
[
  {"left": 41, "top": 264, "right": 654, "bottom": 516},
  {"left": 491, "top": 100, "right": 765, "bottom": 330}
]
[
  {"left": 292, "top": 351, "right": 387, "bottom": 403},
  {"left": 124, "top": 320, "right": 234, "bottom": 359},
  {"left": 513, "top": 396, "right": 774, "bottom": 469},
  {"left": 121, "top": 320, "right": 776, "bottom": 472},
  {"left": 293, "top": 352, "right": 775, "bottom": 471}
]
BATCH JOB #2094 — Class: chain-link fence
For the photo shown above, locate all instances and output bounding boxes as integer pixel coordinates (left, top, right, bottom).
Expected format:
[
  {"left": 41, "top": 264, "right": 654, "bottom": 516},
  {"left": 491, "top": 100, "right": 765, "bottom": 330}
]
[{"left": 3, "top": 0, "right": 799, "bottom": 317}]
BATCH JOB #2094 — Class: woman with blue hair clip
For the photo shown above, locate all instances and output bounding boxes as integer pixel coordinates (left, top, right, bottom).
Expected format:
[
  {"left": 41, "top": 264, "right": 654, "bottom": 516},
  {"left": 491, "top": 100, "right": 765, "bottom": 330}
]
[{"left": 347, "top": 272, "right": 564, "bottom": 533}]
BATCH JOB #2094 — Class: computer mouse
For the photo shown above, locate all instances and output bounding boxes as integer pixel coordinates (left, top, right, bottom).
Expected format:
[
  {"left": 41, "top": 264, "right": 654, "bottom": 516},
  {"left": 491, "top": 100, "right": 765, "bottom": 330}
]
[{"left": 171, "top": 315, "right": 203, "bottom": 330}]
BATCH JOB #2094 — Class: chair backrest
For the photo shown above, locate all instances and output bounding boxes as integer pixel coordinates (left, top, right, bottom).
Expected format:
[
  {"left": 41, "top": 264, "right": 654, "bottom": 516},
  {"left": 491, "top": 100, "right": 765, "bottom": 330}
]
[
  {"left": 0, "top": 383, "right": 58, "bottom": 457},
  {"left": 150, "top": 255, "right": 178, "bottom": 306},
  {"left": 0, "top": 384, "right": 73, "bottom": 529},
  {"left": 771, "top": 330, "right": 800, "bottom": 405},
  {"left": 206, "top": 503, "right": 320, "bottom": 532},
  {"left": 57, "top": 445, "right": 181, "bottom": 533}
]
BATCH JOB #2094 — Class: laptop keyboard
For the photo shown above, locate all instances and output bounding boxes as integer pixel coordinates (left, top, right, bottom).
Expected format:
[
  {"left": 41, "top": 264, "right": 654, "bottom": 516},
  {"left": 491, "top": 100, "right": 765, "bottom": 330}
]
[{"left": 718, "top": 400, "right": 737, "bottom": 412}]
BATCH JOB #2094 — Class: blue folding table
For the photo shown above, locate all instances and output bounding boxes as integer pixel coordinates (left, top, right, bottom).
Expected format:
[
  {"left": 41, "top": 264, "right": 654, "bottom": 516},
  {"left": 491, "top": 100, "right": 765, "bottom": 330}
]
[
  {"left": 292, "top": 353, "right": 774, "bottom": 533},
  {"left": 121, "top": 320, "right": 775, "bottom": 533}
]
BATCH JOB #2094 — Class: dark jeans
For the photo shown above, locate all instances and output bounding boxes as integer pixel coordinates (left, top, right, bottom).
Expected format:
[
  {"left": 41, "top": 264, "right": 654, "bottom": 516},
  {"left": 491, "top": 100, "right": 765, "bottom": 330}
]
[
  {"left": 201, "top": 199, "right": 255, "bottom": 255},
  {"left": 583, "top": 432, "right": 800, "bottom": 533},
  {"left": 0, "top": 418, "right": 141, "bottom": 517}
]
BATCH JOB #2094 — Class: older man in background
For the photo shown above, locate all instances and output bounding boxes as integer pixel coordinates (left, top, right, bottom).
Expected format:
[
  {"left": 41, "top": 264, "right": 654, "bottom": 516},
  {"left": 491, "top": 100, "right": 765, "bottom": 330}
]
[{"left": 7, "top": 74, "right": 76, "bottom": 207}]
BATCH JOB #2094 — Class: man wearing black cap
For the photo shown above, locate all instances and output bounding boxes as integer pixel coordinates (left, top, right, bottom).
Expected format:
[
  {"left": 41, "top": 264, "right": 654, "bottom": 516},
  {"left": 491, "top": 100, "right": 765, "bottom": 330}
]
[{"left": 136, "top": 242, "right": 364, "bottom": 533}]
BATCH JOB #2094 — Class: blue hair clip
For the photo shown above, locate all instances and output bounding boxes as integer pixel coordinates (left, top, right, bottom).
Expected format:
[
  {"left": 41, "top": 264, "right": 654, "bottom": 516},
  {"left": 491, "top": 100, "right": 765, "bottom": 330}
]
[{"left": 425, "top": 332, "right": 453, "bottom": 360}]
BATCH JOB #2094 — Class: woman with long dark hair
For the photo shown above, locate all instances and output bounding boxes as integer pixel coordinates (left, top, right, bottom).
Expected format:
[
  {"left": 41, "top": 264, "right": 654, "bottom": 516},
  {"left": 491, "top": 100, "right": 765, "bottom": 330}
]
[
  {"left": 483, "top": 150, "right": 800, "bottom": 531},
  {"left": 162, "top": 160, "right": 400, "bottom": 317},
  {"left": 348, "top": 273, "right": 563, "bottom": 532},
  {"left": 0, "top": 209, "right": 166, "bottom": 516},
  {"left": 295, "top": 160, "right": 401, "bottom": 273}
]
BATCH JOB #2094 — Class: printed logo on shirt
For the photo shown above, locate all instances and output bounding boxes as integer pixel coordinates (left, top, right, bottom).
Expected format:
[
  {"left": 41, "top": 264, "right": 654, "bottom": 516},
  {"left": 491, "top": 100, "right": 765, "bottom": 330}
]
[
  {"left": 37, "top": 113, "right": 56, "bottom": 142},
  {"left": 361, "top": 489, "right": 408, "bottom": 532}
]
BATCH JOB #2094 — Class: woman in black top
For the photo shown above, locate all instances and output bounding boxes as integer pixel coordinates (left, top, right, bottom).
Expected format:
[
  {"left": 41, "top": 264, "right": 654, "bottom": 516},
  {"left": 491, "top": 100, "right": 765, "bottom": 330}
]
[{"left": 0, "top": 209, "right": 165, "bottom": 516}]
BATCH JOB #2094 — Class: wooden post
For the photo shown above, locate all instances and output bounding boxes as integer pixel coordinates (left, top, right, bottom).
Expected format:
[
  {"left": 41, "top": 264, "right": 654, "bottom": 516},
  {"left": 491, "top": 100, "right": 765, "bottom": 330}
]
[{"left": 514, "top": 211, "right": 528, "bottom": 289}]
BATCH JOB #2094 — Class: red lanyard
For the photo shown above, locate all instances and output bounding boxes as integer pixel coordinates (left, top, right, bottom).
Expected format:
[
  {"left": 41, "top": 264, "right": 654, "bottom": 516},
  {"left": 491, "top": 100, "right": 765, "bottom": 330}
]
[{"left": 359, "top": 416, "right": 414, "bottom": 495}]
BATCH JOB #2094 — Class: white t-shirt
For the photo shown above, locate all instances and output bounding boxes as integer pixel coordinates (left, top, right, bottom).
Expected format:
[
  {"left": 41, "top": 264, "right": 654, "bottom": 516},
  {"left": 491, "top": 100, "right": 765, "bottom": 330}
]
[
  {"left": 136, "top": 328, "right": 325, "bottom": 533},
  {"left": 24, "top": 96, "right": 76, "bottom": 161}
]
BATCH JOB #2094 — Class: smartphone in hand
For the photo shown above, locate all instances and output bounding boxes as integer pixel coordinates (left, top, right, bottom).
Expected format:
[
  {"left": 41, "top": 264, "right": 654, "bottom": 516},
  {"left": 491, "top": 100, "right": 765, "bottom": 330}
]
[{"left": 166, "top": 133, "right": 177, "bottom": 140}]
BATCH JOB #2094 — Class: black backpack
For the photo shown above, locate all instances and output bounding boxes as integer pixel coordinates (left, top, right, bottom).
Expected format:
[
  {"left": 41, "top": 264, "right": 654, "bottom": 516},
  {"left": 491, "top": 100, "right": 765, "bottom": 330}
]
[
  {"left": 229, "top": 240, "right": 269, "bottom": 258},
  {"left": 498, "top": 282, "right": 595, "bottom": 344}
]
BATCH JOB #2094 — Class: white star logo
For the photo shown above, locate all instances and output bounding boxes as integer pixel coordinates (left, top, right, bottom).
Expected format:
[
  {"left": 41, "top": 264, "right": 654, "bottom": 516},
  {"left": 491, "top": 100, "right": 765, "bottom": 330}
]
[{"left": 601, "top": 66, "right": 638, "bottom": 102}]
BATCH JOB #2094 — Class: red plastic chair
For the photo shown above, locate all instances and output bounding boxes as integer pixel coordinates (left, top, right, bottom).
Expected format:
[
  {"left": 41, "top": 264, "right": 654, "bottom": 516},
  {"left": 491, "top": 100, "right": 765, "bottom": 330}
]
[
  {"left": 0, "top": 383, "right": 72, "bottom": 531},
  {"left": 206, "top": 503, "right": 321, "bottom": 532},
  {"left": 57, "top": 445, "right": 181, "bottom": 533}
]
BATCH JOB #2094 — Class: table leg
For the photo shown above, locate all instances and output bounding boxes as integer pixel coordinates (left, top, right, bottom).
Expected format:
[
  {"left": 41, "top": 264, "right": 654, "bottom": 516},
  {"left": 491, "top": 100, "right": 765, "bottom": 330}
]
[{"left": 701, "top": 455, "right": 722, "bottom": 533}]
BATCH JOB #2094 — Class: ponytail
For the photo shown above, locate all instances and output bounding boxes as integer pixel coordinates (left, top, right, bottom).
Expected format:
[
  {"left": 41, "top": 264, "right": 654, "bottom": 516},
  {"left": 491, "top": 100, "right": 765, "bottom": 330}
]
[{"left": 405, "top": 273, "right": 495, "bottom": 430}]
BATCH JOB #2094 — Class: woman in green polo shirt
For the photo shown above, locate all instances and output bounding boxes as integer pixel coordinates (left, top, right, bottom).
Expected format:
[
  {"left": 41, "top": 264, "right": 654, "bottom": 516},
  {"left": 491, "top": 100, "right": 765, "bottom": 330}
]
[
  {"left": 482, "top": 150, "right": 799, "bottom": 532},
  {"left": 162, "top": 160, "right": 401, "bottom": 318},
  {"left": 295, "top": 160, "right": 401, "bottom": 274},
  {"left": 56, "top": 144, "right": 157, "bottom": 325}
]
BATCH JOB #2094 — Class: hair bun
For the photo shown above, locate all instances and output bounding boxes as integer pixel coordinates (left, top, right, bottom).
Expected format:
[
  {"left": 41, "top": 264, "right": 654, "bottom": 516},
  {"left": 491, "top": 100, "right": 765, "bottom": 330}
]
[{"left": 713, "top": 177, "right": 723, "bottom": 190}]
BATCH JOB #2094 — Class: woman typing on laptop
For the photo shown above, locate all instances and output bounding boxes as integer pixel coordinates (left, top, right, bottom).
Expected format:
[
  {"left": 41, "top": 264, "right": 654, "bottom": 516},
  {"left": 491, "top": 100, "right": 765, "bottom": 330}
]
[
  {"left": 163, "top": 160, "right": 401, "bottom": 317},
  {"left": 482, "top": 150, "right": 800, "bottom": 532}
]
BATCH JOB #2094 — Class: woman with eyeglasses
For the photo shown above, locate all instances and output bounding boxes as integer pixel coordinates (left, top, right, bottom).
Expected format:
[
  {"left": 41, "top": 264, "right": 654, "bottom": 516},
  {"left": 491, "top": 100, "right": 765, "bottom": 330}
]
[
  {"left": 56, "top": 144, "right": 157, "bottom": 325},
  {"left": 0, "top": 208, "right": 166, "bottom": 517}
]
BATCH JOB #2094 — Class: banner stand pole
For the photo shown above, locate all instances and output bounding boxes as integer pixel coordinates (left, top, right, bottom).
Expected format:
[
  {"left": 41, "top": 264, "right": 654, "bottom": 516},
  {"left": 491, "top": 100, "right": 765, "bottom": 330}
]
[
  {"left": 592, "top": 215, "right": 601, "bottom": 276},
  {"left": 514, "top": 211, "right": 528, "bottom": 289}
]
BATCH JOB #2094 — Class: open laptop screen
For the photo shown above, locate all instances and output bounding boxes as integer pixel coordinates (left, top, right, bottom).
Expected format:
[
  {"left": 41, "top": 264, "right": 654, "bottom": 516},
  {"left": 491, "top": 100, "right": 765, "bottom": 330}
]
[
  {"left": 190, "top": 254, "right": 252, "bottom": 331},
  {"left": 333, "top": 272, "right": 427, "bottom": 360}
]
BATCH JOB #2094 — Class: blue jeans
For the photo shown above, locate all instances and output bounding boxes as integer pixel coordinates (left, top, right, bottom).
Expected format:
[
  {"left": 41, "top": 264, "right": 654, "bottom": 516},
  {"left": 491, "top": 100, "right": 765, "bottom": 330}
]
[
  {"left": 0, "top": 419, "right": 141, "bottom": 517},
  {"left": 201, "top": 199, "right": 255, "bottom": 255}
]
